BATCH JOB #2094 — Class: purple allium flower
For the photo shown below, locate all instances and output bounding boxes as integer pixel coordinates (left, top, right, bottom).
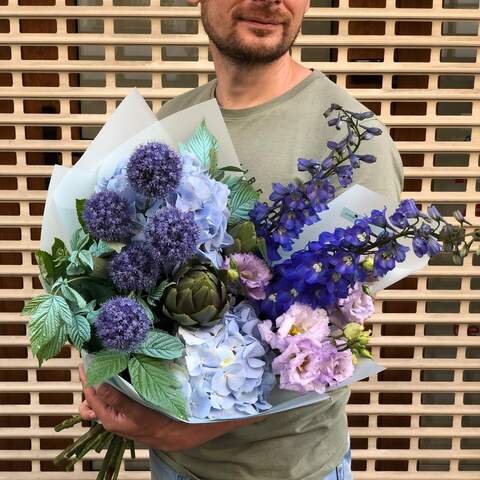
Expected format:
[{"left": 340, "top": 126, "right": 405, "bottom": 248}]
[
  {"left": 224, "top": 253, "right": 272, "bottom": 300},
  {"left": 95, "top": 297, "right": 150, "bottom": 352},
  {"left": 127, "top": 141, "right": 182, "bottom": 198},
  {"left": 144, "top": 206, "right": 199, "bottom": 266},
  {"left": 109, "top": 242, "right": 161, "bottom": 292},
  {"left": 83, "top": 190, "right": 133, "bottom": 242}
]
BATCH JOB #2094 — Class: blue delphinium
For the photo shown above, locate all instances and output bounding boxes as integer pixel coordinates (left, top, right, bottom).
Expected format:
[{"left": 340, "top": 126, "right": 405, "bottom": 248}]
[
  {"left": 262, "top": 196, "right": 451, "bottom": 317},
  {"left": 96, "top": 297, "right": 150, "bottom": 352},
  {"left": 82, "top": 190, "right": 133, "bottom": 242},
  {"left": 169, "top": 153, "right": 233, "bottom": 267},
  {"left": 250, "top": 104, "right": 382, "bottom": 260},
  {"left": 127, "top": 141, "right": 182, "bottom": 198},
  {"left": 178, "top": 301, "right": 274, "bottom": 420},
  {"left": 109, "top": 242, "right": 161, "bottom": 292},
  {"left": 144, "top": 205, "right": 199, "bottom": 267}
]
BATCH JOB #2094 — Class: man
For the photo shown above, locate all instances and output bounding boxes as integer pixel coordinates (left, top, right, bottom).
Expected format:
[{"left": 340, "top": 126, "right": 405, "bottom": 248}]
[{"left": 78, "top": 1, "right": 404, "bottom": 479}]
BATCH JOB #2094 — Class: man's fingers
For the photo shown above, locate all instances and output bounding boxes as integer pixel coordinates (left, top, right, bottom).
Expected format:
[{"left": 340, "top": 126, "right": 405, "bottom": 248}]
[
  {"left": 78, "top": 363, "right": 141, "bottom": 437},
  {"left": 79, "top": 399, "right": 97, "bottom": 420},
  {"left": 79, "top": 364, "right": 114, "bottom": 423}
]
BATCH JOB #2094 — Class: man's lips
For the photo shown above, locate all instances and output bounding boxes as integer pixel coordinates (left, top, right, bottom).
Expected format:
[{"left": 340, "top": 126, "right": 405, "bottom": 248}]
[{"left": 239, "top": 16, "right": 283, "bottom": 28}]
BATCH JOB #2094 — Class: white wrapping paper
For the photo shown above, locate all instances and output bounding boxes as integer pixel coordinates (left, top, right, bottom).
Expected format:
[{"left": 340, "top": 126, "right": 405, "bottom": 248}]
[{"left": 42, "top": 89, "right": 386, "bottom": 424}]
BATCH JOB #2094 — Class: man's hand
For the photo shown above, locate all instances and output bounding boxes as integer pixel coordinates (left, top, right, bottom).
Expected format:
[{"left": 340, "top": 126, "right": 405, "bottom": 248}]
[{"left": 78, "top": 364, "right": 263, "bottom": 452}]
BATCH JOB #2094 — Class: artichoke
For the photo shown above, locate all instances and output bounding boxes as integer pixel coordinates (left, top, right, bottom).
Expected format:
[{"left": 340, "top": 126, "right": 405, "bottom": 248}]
[{"left": 162, "top": 262, "right": 229, "bottom": 328}]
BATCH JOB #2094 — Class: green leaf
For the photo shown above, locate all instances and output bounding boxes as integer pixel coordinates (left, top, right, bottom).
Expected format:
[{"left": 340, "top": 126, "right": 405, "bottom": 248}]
[
  {"left": 136, "top": 297, "right": 155, "bottom": 323},
  {"left": 228, "top": 179, "right": 260, "bottom": 223},
  {"left": 66, "top": 262, "right": 86, "bottom": 276},
  {"left": 212, "top": 170, "right": 225, "bottom": 182},
  {"left": 222, "top": 175, "right": 242, "bottom": 191},
  {"left": 128, "top": 354, "right": 188, "bottom": 420},
  {"left": 27, "top": 295, "right": 72, "bottom": 358},
  {"left": 52, "top": 238, "right": 69, "bottom": 268},
  {"left": 35, "top": 250, "right": 55, "bottom": 284},
  {"left": 60, "top": 282, "right": 87, "bottom": 310},
  {"left": 208, "top": 147, "right": 218, "bottom": 177},
  {"left": 147, "top": 280, "right": 174, "bottom": 306},
  {"left": 218, "top": 166, "right": 246, "bottom": 173},
  {"left": 178, "top": 119, "right": 219, "bottom": 170},
  {"left": 78, "top": 250, "right": 94, "bottom": 270},
  {"left": 36, "top": 326, "right": 67, "bottom": 367},
  {"left": 73, "top": 277, "right": 117, "bottom": 304},
  {"left": 74, "top": 299, "right": 96, "bottom": 315},
  {"left": 86, "top": 309, "right": 99, "bottom": 325},
  {"left": 28, "top": 295, "right": 72, "bottom": 357},
  {"left": 70, "top": 228, "right": 90, "bottom": 252},
  {"left": 257, "top": 238, "right": 268, "bottom": 262},
  {"left": 76, "top": 199, "right": 87, "bottom": 231},
  {"left": 135, "top": 330, "right": 183, "bottom": 360},
  {"left": 22, "top": 294, "right": 53, "bottom": 316},
  {"left": 89, "top": 240, "right": 115, "bottom": 258},
  {"left": 86, "top": 351, "right": 129, "bottom": 387},
  {"left": 68, "top": 314, "right": 91, "bottom": 350}
]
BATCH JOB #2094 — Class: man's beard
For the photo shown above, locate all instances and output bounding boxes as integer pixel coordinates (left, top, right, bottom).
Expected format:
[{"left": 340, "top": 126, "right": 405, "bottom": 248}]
[{"left": 201, "top": 4, "right": 301, "bottom": 65}]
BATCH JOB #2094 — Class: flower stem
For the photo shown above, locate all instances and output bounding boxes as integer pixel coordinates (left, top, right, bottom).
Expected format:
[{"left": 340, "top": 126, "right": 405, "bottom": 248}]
[
  {"left": 108, "top": 438, "right": 127, "bottom": 480},
  {"left": 95, "top": 431, "right": 114, "bottom": 453},
  {"left": 128, "top": 439, "right": 136, "bottom": 460},
  {"left": 53, "top": 422, "right": 104, "bottom": 466},
  {"left": 54, "top": 414, "right": 83, "bottom": 432},
  {"left": 96, "top": 435, "right": 120, "bottom": 480}
]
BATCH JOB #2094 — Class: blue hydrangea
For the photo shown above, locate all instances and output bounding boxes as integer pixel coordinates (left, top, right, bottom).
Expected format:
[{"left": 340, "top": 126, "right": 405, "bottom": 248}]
[
  {"left": 83, "top": 190, "right": 133, "bottom": 242},
  {"left": 144, "top": 205, "right": 199, "bottom": 267},
  {"left": 177, "top": 301, "right": 275, "bottom": 420},
  {"left": 169, "top": 153, "right": 233, "bottom": 267},
  {"left": 96, "top": 297, "right": 150, "bottom": 352},
  {"left": 109, "top": 242, "right": 161, "bottom": 292},
  {"left": 127, "top": 142, "right": 182, "bottom": 198}
]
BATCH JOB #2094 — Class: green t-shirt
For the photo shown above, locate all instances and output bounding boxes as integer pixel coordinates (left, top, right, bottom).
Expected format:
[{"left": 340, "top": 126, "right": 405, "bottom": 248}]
[{"left": 151, "top": 70, "right": 404, "bottom": 480}]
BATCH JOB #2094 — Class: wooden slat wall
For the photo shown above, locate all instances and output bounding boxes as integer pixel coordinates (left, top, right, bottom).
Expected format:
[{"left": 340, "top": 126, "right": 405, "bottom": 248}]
[{"left": 0, "top": 0, "right": 479, "bottom": 478}]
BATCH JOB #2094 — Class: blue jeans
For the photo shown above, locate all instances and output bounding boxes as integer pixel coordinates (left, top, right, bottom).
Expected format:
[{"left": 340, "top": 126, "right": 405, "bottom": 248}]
[{"left": 150, "top": 438, "right": 353, "bottom": 480}]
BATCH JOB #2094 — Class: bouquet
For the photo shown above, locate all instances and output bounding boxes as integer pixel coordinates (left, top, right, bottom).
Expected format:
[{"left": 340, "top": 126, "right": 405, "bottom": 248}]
[{"left": 22, "top": 90, "right": 476, "bottom": 479}]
